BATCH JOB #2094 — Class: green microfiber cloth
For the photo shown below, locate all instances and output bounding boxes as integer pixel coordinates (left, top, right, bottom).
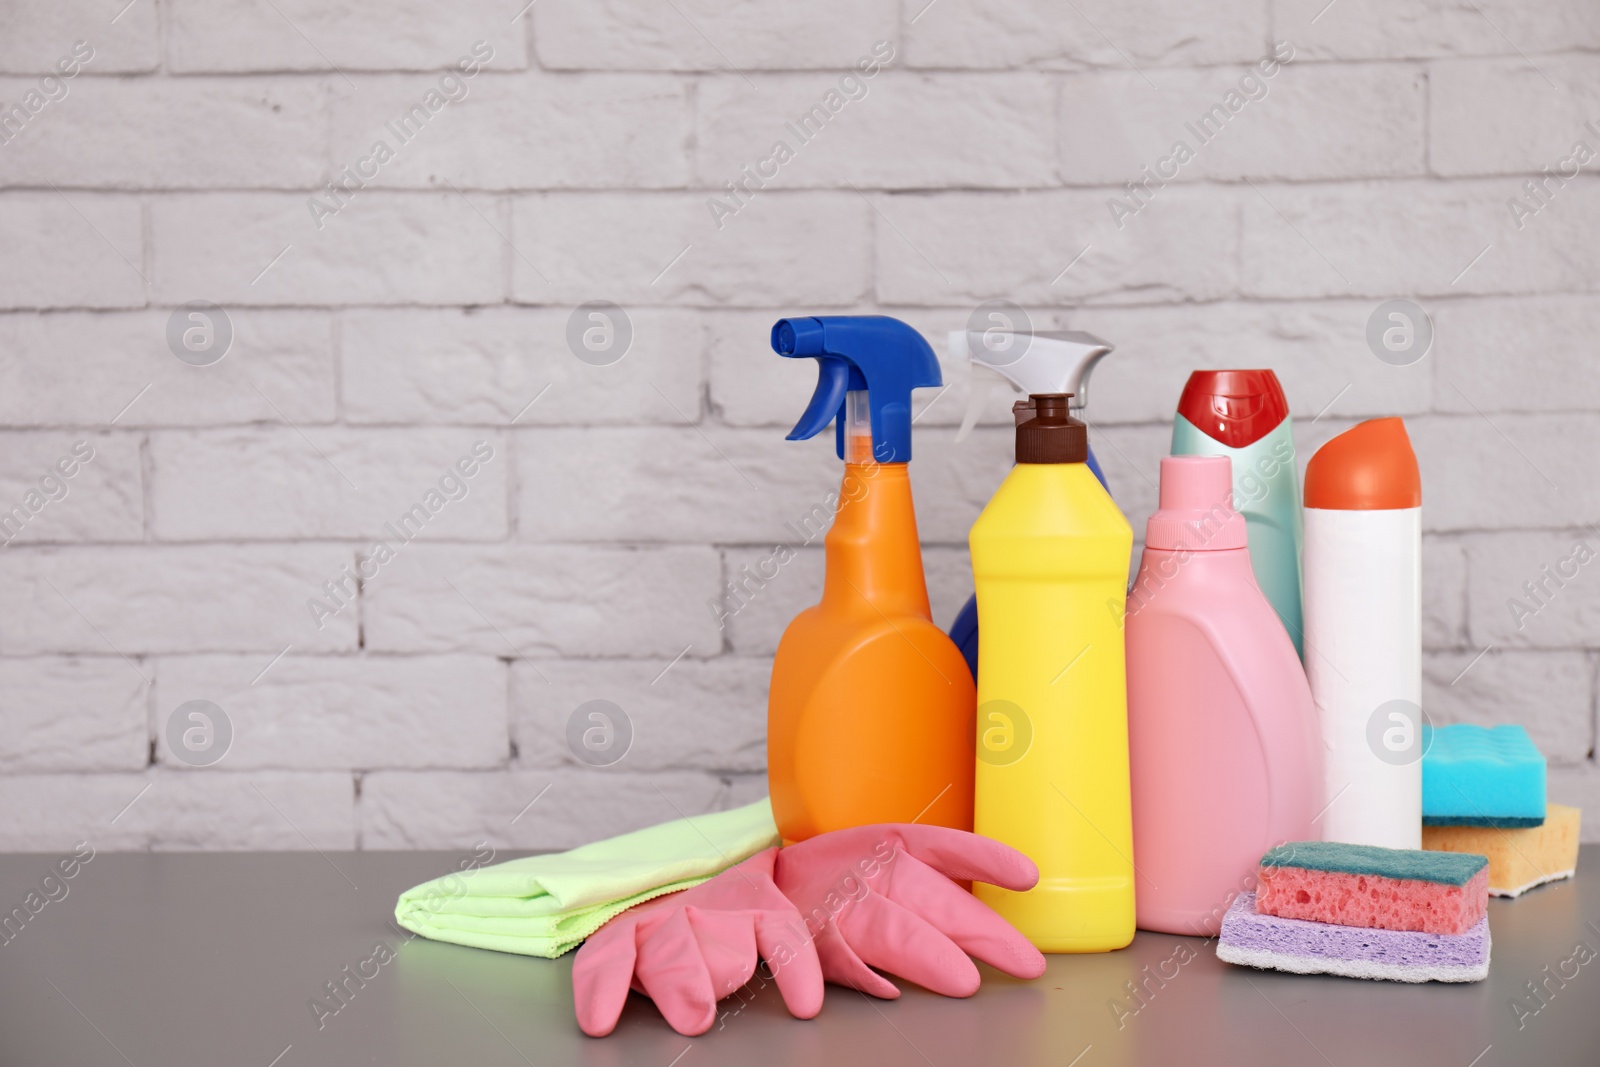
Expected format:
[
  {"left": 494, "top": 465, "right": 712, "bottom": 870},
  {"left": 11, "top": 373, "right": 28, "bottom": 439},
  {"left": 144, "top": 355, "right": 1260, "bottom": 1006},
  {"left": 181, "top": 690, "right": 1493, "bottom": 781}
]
[{"left": 394, "top": 798, "right": 780, "bottom": 958}]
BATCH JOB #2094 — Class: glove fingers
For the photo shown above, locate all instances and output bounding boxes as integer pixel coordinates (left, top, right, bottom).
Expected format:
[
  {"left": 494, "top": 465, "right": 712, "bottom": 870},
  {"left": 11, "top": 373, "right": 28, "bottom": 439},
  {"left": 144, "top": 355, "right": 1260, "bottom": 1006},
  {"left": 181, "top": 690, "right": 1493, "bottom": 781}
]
[
  {"left": 815, "top": 925, "right": 901, "bottom": 999},
  {"left": 697, "top": 911, "right": 761, "bottom": 1000},
  {"left": 878, "top": 853, "right": 1046, "bottom": 980},
  {"left": 843, "top": 892, "right": 980, "bottom": 998},
  {"left": 880, "top": 826, "right": 1040, "bottom": 892},
  {"left": 635, "top": 907, "right": 753, "bottom": 1036},
  {"left": 753, "top": 909, "right": 825, "bottom": 1019},
  {"left": 572, "top": 919, "right": 642, "bottom": 1038}
]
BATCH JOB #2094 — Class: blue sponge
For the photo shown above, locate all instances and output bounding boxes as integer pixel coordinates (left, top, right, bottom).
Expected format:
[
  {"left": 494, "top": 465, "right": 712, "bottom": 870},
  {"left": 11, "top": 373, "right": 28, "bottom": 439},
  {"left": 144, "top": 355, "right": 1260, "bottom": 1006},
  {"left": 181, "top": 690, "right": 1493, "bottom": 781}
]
[{"left": 1422, "top": 724, "right": 1545, "bottom": 828}]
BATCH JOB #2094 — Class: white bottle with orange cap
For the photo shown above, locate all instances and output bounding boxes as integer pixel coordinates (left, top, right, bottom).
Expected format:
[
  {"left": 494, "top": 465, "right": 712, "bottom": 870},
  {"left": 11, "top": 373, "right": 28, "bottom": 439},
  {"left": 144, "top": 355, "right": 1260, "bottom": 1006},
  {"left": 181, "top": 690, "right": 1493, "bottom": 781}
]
[{"left": 1302, "top": 418, "right": 1423, "bottom": 849}]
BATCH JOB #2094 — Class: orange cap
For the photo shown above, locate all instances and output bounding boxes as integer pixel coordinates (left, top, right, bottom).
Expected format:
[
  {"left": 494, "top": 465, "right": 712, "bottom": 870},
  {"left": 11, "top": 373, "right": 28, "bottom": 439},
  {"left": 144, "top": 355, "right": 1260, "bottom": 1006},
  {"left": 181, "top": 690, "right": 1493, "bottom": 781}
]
[{"left": 1304, "top": 417, "right": 1421, "bottom": 510}]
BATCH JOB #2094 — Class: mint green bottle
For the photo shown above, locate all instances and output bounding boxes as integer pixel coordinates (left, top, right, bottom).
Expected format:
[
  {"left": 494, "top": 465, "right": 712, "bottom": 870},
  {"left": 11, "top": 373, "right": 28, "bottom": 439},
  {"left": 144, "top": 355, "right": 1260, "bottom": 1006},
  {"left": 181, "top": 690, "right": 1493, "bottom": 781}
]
[{"left": 1170, "top": 370, "right": 1304, "bottom": 657}]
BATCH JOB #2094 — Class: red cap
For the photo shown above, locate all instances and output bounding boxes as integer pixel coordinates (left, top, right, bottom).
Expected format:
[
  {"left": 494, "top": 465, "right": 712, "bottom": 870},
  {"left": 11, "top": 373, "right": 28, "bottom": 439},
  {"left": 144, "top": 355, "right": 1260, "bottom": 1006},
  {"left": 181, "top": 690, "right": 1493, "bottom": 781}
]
[
  {"left": 1304, "top": 417, "right": 1421, "bottom": 510},
  {"left": 1176, "top": 370, "right": 1290, "bottom": 449}
]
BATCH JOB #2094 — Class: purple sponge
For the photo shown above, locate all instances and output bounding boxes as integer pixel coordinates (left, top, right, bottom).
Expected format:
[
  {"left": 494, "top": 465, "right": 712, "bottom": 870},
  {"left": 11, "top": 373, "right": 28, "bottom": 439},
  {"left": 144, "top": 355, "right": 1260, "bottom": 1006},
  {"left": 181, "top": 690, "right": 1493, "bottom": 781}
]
[{"left": 1216, "top": 893, "right": 1489, "bottom": 983}]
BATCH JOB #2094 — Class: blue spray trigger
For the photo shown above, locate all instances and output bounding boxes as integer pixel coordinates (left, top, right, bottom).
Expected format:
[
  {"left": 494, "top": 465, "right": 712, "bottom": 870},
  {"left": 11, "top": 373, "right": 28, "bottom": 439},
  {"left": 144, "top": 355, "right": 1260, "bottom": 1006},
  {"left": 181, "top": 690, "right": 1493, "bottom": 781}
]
[
  {"left": 770, "top": 315, "right": 942, "bottom": 463},
  {"left": 784, "top": 358, "right": 856, "bottom": 444}
]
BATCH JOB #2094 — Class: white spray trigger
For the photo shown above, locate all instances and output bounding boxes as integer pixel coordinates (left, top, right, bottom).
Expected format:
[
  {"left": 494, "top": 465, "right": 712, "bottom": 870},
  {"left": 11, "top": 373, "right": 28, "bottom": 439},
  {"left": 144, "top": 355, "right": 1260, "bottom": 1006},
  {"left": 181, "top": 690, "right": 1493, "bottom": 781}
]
[
  {"left": 1058, "top": 332, "right": 1114, "bottom": 413},
  {"left": 952, "top": 331, "right": 1000, "bottom": 443},
  {"left": 950, "top": 329, "right": 1114, "bottom": 440},
  {"left": 955, "top": 369, "right": 1001, "bottom": 443}
]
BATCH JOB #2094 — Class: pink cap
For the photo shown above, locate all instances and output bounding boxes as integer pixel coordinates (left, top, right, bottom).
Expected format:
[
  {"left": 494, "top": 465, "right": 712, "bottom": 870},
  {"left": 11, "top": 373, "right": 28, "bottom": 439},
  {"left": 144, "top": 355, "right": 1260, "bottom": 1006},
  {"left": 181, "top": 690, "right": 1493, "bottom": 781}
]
[{"left": 1145, "top": 455, "right": 1248, "bottom": 551}]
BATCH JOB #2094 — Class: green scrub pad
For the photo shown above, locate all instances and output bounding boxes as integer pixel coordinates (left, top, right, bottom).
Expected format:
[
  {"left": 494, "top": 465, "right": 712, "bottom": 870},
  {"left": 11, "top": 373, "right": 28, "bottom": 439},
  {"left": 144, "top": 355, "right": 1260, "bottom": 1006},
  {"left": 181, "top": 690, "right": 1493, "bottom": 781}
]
[
  {"left": 1260, "top": 841, "right": 1486, "bottom": 885},
  {"left": 394, "top": 799, "right": 780, "bottom": 958},
  {"left": 1422, "top": 723, "right": 1546, "bottom": 828}
]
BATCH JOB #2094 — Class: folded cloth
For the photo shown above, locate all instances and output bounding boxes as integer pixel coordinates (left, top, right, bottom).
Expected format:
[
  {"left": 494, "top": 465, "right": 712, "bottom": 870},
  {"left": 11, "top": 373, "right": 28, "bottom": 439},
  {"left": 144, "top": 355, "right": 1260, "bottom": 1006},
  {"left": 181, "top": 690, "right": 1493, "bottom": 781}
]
[{"left": 394, "top": 799, "right": 780, "bottom": 958}]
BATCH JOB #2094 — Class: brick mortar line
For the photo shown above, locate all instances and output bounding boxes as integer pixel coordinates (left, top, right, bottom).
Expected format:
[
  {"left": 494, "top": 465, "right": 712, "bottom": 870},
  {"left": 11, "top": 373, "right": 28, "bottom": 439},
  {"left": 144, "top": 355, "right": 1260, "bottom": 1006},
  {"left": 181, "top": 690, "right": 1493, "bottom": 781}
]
[
  {"left": 0, "top": 532, "right": 1588, "bottom": 551},
  {"left": 0, "top": 648, "right": 1583, "bottom": 660},
  {"left": 1422, "top": 61, "right": 1434, "bottom": 178},
  {"left": 4, "top": 291, "right": 1600, "bottom": 316},
  {"left": 154, "top": 0, "right": 170, "bottom": 77},
  {"left": 351, "top": 770, "right": 364, "bottom": 851},
  {"left": 8, "top": 288, "right": 1600, "bottom": 312},
  {"left": 517, "top": 1, "right": 541, "bottom": 75},
  {"left": 0, "top": 767, "right": 749, "bottom": 778},
  {"left": 0, "top": 522, "right": 1591, "bottom": 544},
  {"left": 0, "top": 412, "right": 1588, "bottom": 432},
  {"left": 7, "top": 757, "right": 1598, "bottom": 779},
  {"left": 13, "top": 49, "right": 1600, "bottom": 79},
  {"left": 5, "top": 175, "right": 1599, "bottom": 195},
  {"left": 0, "top": 651, "right": 575, "bottom": 660}
]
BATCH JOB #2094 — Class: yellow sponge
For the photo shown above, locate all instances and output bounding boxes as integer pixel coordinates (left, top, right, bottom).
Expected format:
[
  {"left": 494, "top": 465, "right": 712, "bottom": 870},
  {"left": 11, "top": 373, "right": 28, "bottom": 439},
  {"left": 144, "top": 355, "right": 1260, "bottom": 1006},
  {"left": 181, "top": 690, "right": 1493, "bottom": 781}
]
[{"left": 1422, "top": 804, "right": 1580, "bottom": 898}]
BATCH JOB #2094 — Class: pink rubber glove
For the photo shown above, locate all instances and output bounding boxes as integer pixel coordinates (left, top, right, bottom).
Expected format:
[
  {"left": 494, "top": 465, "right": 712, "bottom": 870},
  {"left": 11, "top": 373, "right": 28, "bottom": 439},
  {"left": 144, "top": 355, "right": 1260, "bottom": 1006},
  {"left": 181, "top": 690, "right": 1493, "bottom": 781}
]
[
  {"left": 772, "top": 824, "right": 1046, "bottom": 999},
  {"left": 571, "top": 847, "right": 823, "bottom": 1037}
]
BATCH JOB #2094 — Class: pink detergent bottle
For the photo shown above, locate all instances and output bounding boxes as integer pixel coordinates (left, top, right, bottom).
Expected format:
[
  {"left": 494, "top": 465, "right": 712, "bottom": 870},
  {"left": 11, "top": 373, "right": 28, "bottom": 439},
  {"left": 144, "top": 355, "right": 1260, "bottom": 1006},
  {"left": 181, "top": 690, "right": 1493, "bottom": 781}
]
[{"left": 1126, "top": 455, "right": 1323, "bottom": 936}]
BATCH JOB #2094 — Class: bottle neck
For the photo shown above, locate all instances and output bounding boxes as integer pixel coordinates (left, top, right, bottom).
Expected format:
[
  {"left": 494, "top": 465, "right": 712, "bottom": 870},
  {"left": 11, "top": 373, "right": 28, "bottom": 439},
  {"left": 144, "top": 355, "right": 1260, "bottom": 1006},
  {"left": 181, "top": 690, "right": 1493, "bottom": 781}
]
[
  {"left": 1141, "top": 543, "right": 1253, "bottom": 563},
  {"left": 1132, "top": 543, "right": 1258, "bottom": 603},
  {"left": 820, "top": 462, "right": 931, "bottom": 619}
]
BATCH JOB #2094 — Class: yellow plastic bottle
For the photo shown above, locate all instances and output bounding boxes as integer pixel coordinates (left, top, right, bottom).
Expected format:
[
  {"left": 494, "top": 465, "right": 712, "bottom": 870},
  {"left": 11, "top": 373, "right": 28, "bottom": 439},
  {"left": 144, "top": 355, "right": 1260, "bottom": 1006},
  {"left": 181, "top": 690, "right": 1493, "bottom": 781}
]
[{"left": 969, "top": 393, "right": 1136, "bottom": 952}]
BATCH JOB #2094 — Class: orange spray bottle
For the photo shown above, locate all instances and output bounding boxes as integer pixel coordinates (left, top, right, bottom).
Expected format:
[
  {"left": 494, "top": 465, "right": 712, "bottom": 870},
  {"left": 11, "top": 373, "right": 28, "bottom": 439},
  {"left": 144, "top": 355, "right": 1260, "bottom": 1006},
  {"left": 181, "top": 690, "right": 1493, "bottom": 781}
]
[{"left": 766, "top": 316, "right": 976, "bottom": 844}]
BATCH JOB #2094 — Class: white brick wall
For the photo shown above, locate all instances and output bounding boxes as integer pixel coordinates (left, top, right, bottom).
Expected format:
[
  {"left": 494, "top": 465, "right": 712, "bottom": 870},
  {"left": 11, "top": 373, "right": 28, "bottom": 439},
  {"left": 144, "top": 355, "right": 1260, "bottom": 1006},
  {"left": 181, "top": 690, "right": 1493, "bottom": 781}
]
[{"left": 0, "top": 0, "right": 1596, "bottom": 852}]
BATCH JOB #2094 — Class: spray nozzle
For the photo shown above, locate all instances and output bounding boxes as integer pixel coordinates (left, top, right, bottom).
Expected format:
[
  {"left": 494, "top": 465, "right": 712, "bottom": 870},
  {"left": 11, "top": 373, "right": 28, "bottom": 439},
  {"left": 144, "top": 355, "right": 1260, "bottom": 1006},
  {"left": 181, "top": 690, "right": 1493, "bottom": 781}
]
[
  {"left": 772, "top": 315, "right": 942, "bottom": 464},
  {"left": 950, "top": 329, "right": 1114, "bottom": 442}
]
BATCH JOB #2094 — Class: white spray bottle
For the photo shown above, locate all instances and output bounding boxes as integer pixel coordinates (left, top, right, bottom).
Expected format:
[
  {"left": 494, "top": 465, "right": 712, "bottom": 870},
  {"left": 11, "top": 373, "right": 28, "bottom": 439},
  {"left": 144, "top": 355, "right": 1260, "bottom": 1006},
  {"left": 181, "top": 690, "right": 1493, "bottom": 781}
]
[
  {"left": 1302, "top": 417, "right": 1423, "bottom": 850},
  {"left": 948, "top": 329, "right": 1114, "bottom": 680}
]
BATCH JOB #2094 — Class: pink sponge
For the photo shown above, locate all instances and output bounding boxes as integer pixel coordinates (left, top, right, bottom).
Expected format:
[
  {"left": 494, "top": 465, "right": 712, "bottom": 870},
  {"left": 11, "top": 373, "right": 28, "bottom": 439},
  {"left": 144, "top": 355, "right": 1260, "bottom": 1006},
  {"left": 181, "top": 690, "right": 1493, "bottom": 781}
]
[{"left": 1255, "top": 842, "right": 1489, "bottom": 936}]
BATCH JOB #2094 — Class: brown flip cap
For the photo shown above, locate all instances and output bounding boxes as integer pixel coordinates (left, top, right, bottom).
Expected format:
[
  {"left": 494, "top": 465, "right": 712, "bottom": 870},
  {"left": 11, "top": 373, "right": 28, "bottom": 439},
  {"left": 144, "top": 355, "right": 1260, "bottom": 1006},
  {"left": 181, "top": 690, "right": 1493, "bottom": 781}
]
[{"left": 1016, "top": 393, "right": 1088, "bottom": 464}]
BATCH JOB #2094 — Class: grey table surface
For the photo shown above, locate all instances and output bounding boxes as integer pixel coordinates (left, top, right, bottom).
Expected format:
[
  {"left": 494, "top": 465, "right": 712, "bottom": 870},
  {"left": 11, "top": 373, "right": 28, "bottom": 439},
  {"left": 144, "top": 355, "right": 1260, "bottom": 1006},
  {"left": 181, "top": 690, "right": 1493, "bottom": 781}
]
[{"left": 2, "top": 847, "right": 1598, "bottom": 1067}]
